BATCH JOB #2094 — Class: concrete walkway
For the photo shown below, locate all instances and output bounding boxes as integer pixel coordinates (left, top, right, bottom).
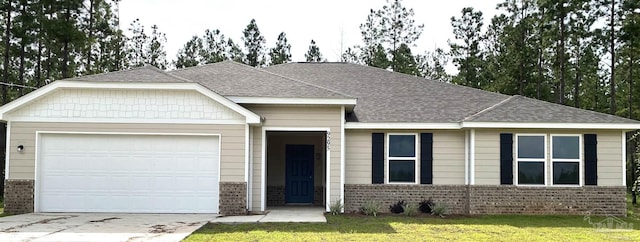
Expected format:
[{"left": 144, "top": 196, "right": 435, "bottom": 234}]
[
  {"left": 0, "top": 213, "right": 218, "bottom": 242},
  {"left": 211, "top": 206, "right": 326, "bottom": 223}
]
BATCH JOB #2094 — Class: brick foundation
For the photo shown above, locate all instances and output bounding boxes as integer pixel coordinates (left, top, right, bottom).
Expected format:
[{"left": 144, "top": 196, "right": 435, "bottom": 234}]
[
  {"left": 344, "top": 184, "right": 626, "bottom": 216},
  {"left": 344, "top": 184, "right": 468, "bottom": 214},
  {"left": 219, "top": 182, "right": 247, "bottom": 215},
  {"left": 267, "top": 185, "right": 325, "bottom": 206},
  {"left": 267, "top": 186, "right": 285, "bottom": 206},
  {"left": 469, "top": 185, "right": 626, "bottom": 216},
  {"left": 4, "top": 179, "right": 34, "bottom": 215}
]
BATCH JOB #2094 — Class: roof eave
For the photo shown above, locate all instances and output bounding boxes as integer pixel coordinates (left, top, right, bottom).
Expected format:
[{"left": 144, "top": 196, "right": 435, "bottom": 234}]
[
  {"left": 227, "top": 96, "right": 357, "bottom": 106},
  {"left": 461, "top": 121, "right": 640, "bottom": 130}
]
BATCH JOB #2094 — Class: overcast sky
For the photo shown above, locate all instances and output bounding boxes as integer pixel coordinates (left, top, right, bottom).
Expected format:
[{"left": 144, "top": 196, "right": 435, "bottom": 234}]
[{"left": 119, "top": 0, "right": 503, "bottom": 63}]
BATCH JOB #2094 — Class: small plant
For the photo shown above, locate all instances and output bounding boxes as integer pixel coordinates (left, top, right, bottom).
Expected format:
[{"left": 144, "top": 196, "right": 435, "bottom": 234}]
[
  {"left": 402, "top": 203, "right": 417, "bottom": 216},
  {"left": 361, "top": 200, "right": 382, "bottom": 216},
  {"left": 329, "top": 199, "right": 343, "bottom": 215},
  {"left": 430, "top": 203, "right": 449, "bottom": 218},
  {"left": 419, "top": 198, "right": 435, "bottom": 214},
  {"left": 389, "top": 200, "right": 406, "bottom": 214}
]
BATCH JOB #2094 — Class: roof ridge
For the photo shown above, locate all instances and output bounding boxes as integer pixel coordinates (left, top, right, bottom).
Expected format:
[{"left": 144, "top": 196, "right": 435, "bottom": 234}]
[
  {"left": 149, "top": 66, "right": 194, "bottom": 82},
  {"left": 169, "top": 60, "right": 237, "bottom": 73},
  {"left": 462, "top": 95, "right": 520, "bottom": 122},
  {"left": 66, "top": 65, "right": 148, "bottom": 81},
  {"left": 258, "top": 67, "right": 356, "bottom": 99}
]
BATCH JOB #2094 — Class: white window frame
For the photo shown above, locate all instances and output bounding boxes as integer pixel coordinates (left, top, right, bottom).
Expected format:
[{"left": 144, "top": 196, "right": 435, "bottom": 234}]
[
  {"left": 550, "top": 134, "right": 583, "bottom": 186},
  {"left": 515, "top": 134, "right": 547, "bottom": 186},
  {"left": 385, "top": 133, "right": 419, "bottom": 184}
]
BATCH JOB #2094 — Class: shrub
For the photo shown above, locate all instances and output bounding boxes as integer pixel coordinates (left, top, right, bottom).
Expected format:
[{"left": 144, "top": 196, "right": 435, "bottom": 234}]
[
  {"left": 402, "top": 203, "right": 417, "bottom": 216},
  {"left": 361, "top": 200, "right": 382, "bottom": 216},
  {"left": 329, "top": 199, "right": 343, "bottom": 215},
  {"left": 419, "top": 198, "right": 435, "bottom": 214},
  {"left": 389, "top": 200, "right": 406, "bottom": 214},
  {"left": 430, "top": 203, "right": 449, "bottom": 218}
]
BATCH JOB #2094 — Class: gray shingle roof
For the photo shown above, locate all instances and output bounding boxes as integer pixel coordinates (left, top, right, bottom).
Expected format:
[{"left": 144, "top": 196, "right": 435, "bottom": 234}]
[
  {"left": 66, "top": 65, "right": 189, "bottom": 83},
  {"left": 464, "top": 95, "right": 639, "bottom": 123},
  {"left": 169, "top": 61, "right": 352, "bottom": 99},
  {"left": 265, "top": 62, "right": 509, "bottom": 123},
  {"left": 60, "top": 61, "right": 639, "bottom": 124}
]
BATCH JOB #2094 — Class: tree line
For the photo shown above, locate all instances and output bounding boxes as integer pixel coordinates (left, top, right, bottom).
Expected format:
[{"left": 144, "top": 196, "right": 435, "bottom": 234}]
[{"left": 0, "top": 0, "right": 326, "bottom": 105}]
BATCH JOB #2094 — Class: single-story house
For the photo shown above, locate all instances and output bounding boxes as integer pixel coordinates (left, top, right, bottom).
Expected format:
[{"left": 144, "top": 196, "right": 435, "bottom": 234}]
[{"left": 1, "top": 60, "right": 638, "bottom": 215}]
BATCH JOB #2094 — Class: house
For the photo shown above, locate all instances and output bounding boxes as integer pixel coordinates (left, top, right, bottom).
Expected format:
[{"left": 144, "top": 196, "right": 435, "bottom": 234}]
[{"left": 1, "top": 60, "right": 637, "bottom": 215}]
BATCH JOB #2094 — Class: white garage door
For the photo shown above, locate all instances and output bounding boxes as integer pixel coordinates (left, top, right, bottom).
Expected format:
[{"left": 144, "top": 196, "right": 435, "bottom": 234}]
[{"left": 38, "top": 133, "right": 219, "bottom": 213}]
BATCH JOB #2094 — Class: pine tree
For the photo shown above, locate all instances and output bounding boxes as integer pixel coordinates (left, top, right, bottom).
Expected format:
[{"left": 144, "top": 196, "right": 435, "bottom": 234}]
[
  {"left": 269, "top": 32, "right": 291, "bottom": 65},
  {"left": 227, "top": 38, "right": 245, "bottom": 63},
  {"left": 449, "top": 7, "right": 486, "bottom": 88},
  {"left": 341, "top": 47, "right": 360, "bottom": 64},
  {"left": 174, "top": 35, "right": 203, "bottom": 69},
  {"left": 393, "top": 43, "right": 418, "bottom": 75},
  {"left": 241, "top": 19, "right": 265, "bottom": 67},
  {"left": 379, "top": 0, "right": 424, "bottom": 71},
  {"left": 201, "top": 29, "right": 227, "bottom": 64},
  {"left": 127, "top": 18, "right": 147, "bottom": 67},
  {"left": 146, "top": 24, "right": 168, "bottom": 70},
  {"left": 305, "top": 39, "right": 323, "bottom": 62},
  {"left": 357, "top": 0, "right": 423, "bottom": 72}
]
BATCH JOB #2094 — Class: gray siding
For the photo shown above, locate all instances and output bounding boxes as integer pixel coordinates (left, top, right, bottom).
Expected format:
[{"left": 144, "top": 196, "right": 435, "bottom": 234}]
[{"left": 344, "top": 130, "right": 465, "bottom": 185}]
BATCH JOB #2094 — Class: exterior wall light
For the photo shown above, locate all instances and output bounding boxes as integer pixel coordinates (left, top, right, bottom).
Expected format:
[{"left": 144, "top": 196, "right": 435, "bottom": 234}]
[{"left": 17, "top": 145, "right": 24, "bottom": 152}]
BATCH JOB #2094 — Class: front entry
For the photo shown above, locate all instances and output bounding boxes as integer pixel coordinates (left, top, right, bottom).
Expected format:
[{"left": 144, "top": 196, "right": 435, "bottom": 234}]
[{"left": 285, "top": 144, "right": 315, "bottom": 203}]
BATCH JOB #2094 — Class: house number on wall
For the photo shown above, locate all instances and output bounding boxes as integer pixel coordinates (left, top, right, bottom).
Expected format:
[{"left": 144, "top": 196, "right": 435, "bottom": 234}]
[{"left": 326, "top": 132, "right": 331, "bottom": 150}]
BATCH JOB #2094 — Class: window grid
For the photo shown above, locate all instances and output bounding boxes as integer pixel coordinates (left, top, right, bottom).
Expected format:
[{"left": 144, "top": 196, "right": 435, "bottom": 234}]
[
  {"left": 515, "top": 134, "right": 547, "bottom": 186},
  {"left": 386, "top": 133, "right": 418, "bottom": 184},
  {"left": 550, "top": 134, "right": 582, "bottom": 186}
]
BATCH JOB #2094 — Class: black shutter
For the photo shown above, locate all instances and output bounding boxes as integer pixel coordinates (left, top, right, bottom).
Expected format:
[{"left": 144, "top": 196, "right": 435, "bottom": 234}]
[
  {"left": 372, "top": 133, "right": 384, "bottom": 184},
  {"left": 584, "top": 134, "right": 598, "bottom": 185},
  {"left": 500, "top": 133, "right": 514, "bottom": 185},
  {"left": 420, "top": 133, "right": 433, "bottom": 184}
]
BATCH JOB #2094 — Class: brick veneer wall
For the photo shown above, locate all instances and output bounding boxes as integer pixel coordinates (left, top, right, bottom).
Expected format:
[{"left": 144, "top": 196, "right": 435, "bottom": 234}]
[
  {"left": 267, "top": 186, "right": 285, "bottom": 206},
  {"left": 469, "top": 185, "right": 626, "bottom": 216},
  {"left": 344, "top": 184, "right": 626, "bottom": 216},
  {"left": 219, "top": 182, "right": 247, "bottom": 215},
  {"left": 4, "top": 179, "right": 34, "bottom": 215},
  {"left": 344, "top": 184, "right": 469, "bottom": 214},
  {"left": 268, "top": 185, "right": 325, "bottom": 206}
]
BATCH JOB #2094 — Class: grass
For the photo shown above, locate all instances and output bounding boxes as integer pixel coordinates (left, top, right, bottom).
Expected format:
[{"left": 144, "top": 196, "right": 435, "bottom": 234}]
[{"left": 184, "top": 197, "right": 640, "bottom": 242}]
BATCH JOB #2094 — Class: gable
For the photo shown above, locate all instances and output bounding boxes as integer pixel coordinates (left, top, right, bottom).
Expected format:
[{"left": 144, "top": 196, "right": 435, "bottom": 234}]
[{"left": 0, "top": 81, "right": 261, "bottom": 124}]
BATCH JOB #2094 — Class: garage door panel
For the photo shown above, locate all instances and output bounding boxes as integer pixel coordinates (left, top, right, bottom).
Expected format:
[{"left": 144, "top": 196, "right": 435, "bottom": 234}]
[{"left": 38, "top": 133, "right": 220, "bottom": 213}]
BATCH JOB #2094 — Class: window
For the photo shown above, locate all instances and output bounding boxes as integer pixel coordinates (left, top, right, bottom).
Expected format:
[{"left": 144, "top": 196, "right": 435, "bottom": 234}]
[
  {"left": 516, "top": 135, "right": 546, "bottom": 185},
  {"left": 387, "top": 134, "right": 417, "bottom": 183},
  {"left": 551, "top": 135, "right": 581, "bottom": 185}
]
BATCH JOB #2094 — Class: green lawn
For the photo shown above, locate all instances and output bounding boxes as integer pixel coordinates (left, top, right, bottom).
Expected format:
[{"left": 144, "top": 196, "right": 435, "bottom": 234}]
[{"left": 185, "top": 197, "right": 640, "bottom": 242}]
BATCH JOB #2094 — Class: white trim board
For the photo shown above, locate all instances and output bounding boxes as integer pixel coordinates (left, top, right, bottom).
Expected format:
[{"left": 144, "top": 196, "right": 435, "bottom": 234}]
[
  {"left": 462, "top": 122, "right": 640, "bottom": 130},
  {"left": 346, "top": 122, "right": 461, "bottom": 130},
  {"left": 227, "top": 96, "right": 357, "bottom": 105},
  {"left": 346, "top": 122, "right": 640, "bottom": 130}
]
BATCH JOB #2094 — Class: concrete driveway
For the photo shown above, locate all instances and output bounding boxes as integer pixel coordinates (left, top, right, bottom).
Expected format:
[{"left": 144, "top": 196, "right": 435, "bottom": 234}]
[{"left": 0, "top": 213, "right": 217, "bottom": 242}]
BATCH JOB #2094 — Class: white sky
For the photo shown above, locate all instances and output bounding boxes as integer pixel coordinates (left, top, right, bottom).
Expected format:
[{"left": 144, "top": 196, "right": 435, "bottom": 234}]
[{"left": 118, "top": 0, "right": 503, "bottom": 63}]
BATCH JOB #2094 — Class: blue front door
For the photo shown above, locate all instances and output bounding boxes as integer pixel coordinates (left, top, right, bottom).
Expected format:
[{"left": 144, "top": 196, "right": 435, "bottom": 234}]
[{"left": 285, "top": 144, "right": 314, "bottom": 204}]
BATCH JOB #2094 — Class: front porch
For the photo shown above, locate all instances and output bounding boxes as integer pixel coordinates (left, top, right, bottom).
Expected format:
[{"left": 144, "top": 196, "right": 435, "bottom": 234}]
[{"left": 265, "top": 131, "right": 328, "bottom": 209}]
